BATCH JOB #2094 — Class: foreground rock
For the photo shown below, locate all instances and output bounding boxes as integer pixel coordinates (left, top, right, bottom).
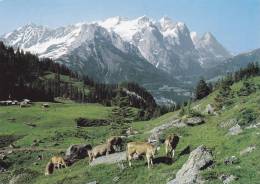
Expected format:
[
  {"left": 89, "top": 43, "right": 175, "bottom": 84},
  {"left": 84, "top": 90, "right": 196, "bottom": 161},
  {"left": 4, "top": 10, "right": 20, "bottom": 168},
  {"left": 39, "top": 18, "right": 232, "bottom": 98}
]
[
  {"left": 224, "top": 156, "right": 239, "bottom": 165},
  {"left": 90, "top": 152, "right": 126, "bottom": 166},
  {"left": 220, "top": 119, "right": 237, "bottom": 129},
  {"left": 240, "top": 145, "right": 256, "bottom": 156},
  {"left": 204, "top": 104, "right": 216, "bottom": 115},
  {"left": 228, "top": 124, "right": 242, "bottom": 135},
  {"left": 65, "top": 144, "right": 92, "bottom": 161},
  {"left": 182, "top": 117, "right": 204, "bottom": 126},
  {"left": 167, "top": 145, "right": 213, "bottom": 184},
  {"left": 219, "top": 174, "right": 238, "bottom": 184}
]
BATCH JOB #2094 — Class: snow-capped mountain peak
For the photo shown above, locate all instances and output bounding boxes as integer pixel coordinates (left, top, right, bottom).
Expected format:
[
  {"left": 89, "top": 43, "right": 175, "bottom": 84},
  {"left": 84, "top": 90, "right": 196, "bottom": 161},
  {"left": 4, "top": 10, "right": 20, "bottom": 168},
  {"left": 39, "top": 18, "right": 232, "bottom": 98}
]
[{"left": 1, "top": 16, "right": 231, "bottom": 75}]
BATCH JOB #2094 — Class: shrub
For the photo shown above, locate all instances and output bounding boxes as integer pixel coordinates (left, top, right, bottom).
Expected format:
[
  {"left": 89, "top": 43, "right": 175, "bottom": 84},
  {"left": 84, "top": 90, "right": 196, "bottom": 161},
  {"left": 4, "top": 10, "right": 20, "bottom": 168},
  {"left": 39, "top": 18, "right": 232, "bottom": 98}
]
[{"left": 238, "top": 109, "right": 257, "bottom": 127}]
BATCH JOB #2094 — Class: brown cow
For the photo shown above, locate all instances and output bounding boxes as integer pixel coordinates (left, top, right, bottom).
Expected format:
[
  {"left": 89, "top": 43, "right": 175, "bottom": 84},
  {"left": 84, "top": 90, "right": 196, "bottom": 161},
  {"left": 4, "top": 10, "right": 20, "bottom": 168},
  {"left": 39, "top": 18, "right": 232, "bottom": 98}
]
[
  {"left": 126, "top": 142, "right": 157, "bottom": 169},
  {"left": 50, "top": 156, "right": 67, "bottom": 169},
  {"left": 165, "top": 134, "right": 179, "bottom": 158},
  {"left": 88, "top": 143, "right": 112, "bottom": 163}
]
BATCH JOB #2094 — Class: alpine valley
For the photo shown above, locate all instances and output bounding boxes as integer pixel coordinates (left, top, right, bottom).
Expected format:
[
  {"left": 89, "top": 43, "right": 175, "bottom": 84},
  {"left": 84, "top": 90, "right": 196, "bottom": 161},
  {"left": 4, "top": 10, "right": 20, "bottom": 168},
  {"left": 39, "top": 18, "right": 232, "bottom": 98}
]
[{"left": 2, "top": 16, "right": 259, "bottom": 104}]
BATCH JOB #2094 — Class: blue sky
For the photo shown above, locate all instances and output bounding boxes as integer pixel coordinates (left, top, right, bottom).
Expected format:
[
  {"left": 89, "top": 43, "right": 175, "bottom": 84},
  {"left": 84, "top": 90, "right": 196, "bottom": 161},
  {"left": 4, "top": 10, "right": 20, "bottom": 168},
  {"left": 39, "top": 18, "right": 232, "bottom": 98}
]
[{"left": 0, "top": 0, "right": 259, "bottom": 54}]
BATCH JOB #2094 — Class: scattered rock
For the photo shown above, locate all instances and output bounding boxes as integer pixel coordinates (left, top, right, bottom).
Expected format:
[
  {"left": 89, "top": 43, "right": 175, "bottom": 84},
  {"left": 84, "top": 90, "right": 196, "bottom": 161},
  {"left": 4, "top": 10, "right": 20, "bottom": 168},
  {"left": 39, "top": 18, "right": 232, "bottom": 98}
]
[
  {"left": 117, "top": 162, "right": 125, "bottom": 171},
  {"left": 149, "top": 118, "right": 185, "bottom": 143},
  {"left": 245, "top": 122, "right": 260, "bottom": 129},
  {"left": 183, "top": 117, "right": 204, "bottom": 126},
  {"left": 113, "top": 176, "right": 120, "bottom": 182},
  {"left": 167, "top": 145, "right": 213, "bottom": 184},
  {"left": 126, "top": 127, "right": 139, "bottom": 136},
  {"left": 228, "top": 124, "right": 242, "bottom": 135},
  {"left": 204, "top": 104, "right": 216, "bottom": 115},
  {"left": 37, "top": 155, "right": 43, "bottom": 160},
  {"left": 9, "top": 144, "right": 16, "bottom": 149},
  {"left": 240, "top": 145, "right": 256, "bottom": 156},
  {"left": 65, "top": 144, "right": 92, "bottom": 160},
  {"left": 0, "top": 153, "right": 7, "bottom": 160},
  {"left": 90, "top": 152, "right": 126, "bottom": 166},
  {"left": 224, "top": 156, "right": 239, "bottom": 165},
  {"left": 219, "top": 174, "right": 238, "bottom": 184},
  {"left": 220, "top": 119, "right": 238, "bottom": 129}
]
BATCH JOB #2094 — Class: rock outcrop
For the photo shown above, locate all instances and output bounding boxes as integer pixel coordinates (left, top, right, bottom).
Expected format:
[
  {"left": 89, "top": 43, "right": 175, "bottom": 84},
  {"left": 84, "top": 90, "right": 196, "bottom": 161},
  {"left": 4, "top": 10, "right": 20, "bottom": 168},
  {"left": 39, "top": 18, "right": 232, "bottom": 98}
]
[
  {"left": 228, "top": 124, "right": 242, "bottom": 135},
  {"left": 183, "top": 117, "right": 204, "bottom": 126},
  {"left": 148, "top": 118, "right": 185, "bottom": 143},
  {"left": 90, "top": 152, "right": 126, "bottom": 166},
  {"left": 167, "top": 145, "right": 213, "bottom": 184},
  {"left": 240, "top": 145, "right": 256, "bottom": 156},
  {"left": 65, "top": 144, "right": 92, "bottom": 161}
]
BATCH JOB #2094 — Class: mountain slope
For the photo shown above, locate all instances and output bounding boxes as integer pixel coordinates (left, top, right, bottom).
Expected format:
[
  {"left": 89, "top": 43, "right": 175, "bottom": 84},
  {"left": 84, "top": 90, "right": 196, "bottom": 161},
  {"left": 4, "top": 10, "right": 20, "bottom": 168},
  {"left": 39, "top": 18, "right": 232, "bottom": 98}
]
[
  {"left": 1, "top": 16, "right": 231, "bottom": 77},
  {"left": 0, "top": 16, "right": 232, "bottom": 103},
  {"left": 191, "top": 32, "right": 231, "bottom": 67},
  {"left": 0, "top": 75, "right": 259, "bottom": 184},
  {"left": 204, "top": 48, "right": 260, "bottom": 80}
]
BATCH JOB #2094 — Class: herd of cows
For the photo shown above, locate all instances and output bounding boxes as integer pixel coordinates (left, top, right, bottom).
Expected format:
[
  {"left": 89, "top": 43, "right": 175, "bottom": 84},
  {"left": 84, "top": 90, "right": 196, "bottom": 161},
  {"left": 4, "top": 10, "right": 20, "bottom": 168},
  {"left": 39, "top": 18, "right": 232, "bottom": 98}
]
[{"left": 45, "top": 134, "right": 180, "bottom": 175}]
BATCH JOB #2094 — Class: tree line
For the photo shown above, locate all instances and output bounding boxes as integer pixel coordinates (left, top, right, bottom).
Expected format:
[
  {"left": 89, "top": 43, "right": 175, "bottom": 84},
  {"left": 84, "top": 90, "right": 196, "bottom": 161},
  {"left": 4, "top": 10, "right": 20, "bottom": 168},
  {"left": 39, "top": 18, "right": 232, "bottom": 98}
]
[{"left": 0, "top": 42, "right": 159, "bottom": 118}]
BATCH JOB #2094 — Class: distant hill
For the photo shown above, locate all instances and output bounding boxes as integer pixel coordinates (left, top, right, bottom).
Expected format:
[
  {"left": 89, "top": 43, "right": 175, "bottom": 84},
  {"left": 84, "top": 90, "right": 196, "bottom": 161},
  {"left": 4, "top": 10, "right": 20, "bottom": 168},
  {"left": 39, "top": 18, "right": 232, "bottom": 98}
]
[{"left": 0, "top": 42, "right": 158, "bottom": 117}]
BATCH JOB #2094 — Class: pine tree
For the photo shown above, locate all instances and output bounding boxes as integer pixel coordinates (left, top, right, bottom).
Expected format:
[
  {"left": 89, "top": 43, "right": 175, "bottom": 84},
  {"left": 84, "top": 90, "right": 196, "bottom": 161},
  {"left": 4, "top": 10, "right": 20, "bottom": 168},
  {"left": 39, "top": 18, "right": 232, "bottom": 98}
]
[
  {"left": 109, "top": 95, "right": 134, "bottom": 136},
  {"left": 195, "top": 79, "right": 211, "bottom": 100},
  {"left": 237, "top": 79, "right": 256, "bottom": 96},
  {"left": 214, "top": 81, "right": 233, "bottom": 110}
]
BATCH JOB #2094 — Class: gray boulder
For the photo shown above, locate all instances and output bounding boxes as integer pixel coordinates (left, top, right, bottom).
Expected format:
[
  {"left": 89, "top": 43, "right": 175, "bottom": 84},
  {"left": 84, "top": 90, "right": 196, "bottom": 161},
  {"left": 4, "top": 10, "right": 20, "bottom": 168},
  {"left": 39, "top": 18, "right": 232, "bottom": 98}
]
[
  {"left": 148, "top": 119, "right": 185, "bottom": 143},
  {"left": 183, "top": 117, "right": 204, "bottom": 126},
  {"left": 90, "top": 152, "right": 126, "bottom": 166},
  {"left": 204, "top": 104, "right": 216, "bottom": 115},
  {"left": 228, "top": 124, "right": 242, "bottom": 135},
  {"left": 219, "top": 174, "right": 238, "bottom": 184},
  {"left": 65, "top": 144, "right": 92, "bottom": 161},
  {"left": 224, "top": 156, "right": 239, "bottom": 165},
  {"left": 240, "top": 145, "right": 256, "bottom": 156},
  {"left": 220, "top": 119, "right": 237, "bottom": 129},
  {"left": 168, "top": 145, "right": 213, "bottom": 184}
]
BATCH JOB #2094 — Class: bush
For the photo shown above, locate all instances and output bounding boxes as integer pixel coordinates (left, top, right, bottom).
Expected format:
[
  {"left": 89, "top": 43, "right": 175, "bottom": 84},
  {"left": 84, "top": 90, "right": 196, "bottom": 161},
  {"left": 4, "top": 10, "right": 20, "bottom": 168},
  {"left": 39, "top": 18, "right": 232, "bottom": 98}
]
[
  {"left": 238, "top": 109, "right": 257, "bottom": 127},
  {"left": 75, "top": 118, "right": 110, "bottom": 127},
  {"left": 237, "top": 79, "right": 256, "bottom": 96}
]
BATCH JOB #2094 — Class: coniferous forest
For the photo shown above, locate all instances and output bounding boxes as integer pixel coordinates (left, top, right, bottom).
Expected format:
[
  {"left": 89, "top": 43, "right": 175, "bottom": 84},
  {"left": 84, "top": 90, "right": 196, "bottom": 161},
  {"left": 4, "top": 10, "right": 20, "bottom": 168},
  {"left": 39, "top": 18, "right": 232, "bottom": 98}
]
[{"left": 0, "top": 42, "right": 158, "bottom": 118}]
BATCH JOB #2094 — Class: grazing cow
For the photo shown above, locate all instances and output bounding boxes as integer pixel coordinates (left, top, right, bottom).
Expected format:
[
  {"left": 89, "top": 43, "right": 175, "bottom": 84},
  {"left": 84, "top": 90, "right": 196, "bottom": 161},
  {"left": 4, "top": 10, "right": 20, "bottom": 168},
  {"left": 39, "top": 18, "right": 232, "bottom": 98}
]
[
  {"left": 165, "top": 134, "right": 179, "bottom": 158},
  {"left": 88, "top": 143, "right": 112, "bottom": 163},
  {"left": 50, "top": 156, "right": 67, "bottom": 169},
  {"left": 106, "top": 136, "right": 123, "bottom": 153},
  {"left": 126, "top": 142, "right": 157, "bottom": 169},
  {"left": 45, "top": 162, "right": 54, "bottom": 176}
]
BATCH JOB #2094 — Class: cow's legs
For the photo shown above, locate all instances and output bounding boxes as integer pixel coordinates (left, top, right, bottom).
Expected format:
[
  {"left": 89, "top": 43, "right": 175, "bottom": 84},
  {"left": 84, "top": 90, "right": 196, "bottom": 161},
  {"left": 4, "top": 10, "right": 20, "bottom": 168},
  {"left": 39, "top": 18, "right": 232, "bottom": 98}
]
[
  {"left": 128, "top": 154, "right": 133, "bottom": 167},
  {"left": 146, "top": 154, "right": 151, "bottom": 169},
  {"left": 172, "top": 149, "right": 175, "bottom": 159}
]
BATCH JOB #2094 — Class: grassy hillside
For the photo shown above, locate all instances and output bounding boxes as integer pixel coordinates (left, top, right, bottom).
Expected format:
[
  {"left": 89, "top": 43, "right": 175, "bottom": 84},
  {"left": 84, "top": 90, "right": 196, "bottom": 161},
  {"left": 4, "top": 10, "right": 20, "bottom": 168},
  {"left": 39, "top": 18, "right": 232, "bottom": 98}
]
[{"left": 0, "top": 77, "right": 260, "bottom": 184}]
